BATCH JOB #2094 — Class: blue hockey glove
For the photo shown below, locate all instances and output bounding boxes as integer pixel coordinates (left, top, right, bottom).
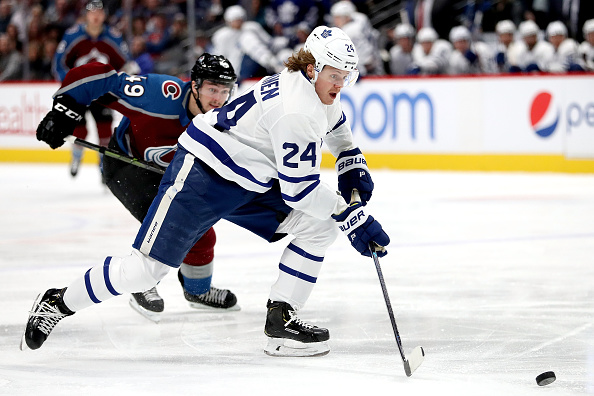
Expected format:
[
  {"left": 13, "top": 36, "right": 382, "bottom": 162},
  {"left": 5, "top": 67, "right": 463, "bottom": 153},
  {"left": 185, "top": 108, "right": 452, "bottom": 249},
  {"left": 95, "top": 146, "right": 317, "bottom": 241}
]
[
  {"left": 495, "top": 52, "right": 505, "bottom": 66},
  {"left": 332, "top": 201, "right": 390, "bottom": 257},
  {"left": 36, "top": 94, "right": 86, "bottom": 149},
  {"left": 464, "top": 50, "right": 478, "bottom": 64},
  {"left": 336, "top": 148, "right": 374, "bottom": 205}
]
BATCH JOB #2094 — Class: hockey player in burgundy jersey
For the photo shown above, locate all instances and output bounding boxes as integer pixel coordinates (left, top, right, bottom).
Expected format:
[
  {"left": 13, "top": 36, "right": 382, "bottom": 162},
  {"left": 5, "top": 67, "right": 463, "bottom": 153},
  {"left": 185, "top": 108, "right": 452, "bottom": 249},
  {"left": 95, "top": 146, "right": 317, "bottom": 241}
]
[
  {"left": 53, "top": 0, "right": 132, "bottom": 178},
  {"left": 35, "top": 53, "right": 240, "bottom": 322}
]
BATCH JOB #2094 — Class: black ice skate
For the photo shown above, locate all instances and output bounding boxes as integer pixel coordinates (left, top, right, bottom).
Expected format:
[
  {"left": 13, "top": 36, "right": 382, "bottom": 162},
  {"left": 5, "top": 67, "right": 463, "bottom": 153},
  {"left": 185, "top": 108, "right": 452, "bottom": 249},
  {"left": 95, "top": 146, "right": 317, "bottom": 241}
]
[
  {"left": 264, "top": 300, "right": 330, "bottom": 357},
  {"left": 129, "top": 286, "right": 164, "bottom": 323},
  {"left": 20, "top": 288, "right": 74, "bottom": 351},
  {"left": 177, "top": 270, "right": 240, "bottom": 311}
]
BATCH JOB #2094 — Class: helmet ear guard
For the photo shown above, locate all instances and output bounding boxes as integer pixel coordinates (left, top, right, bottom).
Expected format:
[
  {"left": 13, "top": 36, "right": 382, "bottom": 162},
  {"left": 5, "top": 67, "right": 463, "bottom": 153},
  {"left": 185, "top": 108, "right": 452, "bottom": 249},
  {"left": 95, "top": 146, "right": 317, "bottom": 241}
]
[{"left": 304, "top": 26, "right": 359, "bottom": 87}]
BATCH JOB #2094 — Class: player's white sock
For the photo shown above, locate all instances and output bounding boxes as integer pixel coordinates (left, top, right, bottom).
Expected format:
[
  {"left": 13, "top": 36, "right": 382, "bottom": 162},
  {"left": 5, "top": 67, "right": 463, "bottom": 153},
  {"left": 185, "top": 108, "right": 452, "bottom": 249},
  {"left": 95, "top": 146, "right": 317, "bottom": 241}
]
[
  {"left": 268, "top": 241, "right": 325, "bottom": 310},
  {"left": 63, "top": 249, "right": 169, "bottom": 312}
]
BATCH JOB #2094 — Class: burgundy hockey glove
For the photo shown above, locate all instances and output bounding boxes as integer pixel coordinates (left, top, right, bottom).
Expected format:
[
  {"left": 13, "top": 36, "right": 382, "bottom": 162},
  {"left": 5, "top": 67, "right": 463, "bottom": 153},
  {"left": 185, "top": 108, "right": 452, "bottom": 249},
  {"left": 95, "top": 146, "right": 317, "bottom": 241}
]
[{"left": 36, "top": 94, "right": 86, "bottom": 149}]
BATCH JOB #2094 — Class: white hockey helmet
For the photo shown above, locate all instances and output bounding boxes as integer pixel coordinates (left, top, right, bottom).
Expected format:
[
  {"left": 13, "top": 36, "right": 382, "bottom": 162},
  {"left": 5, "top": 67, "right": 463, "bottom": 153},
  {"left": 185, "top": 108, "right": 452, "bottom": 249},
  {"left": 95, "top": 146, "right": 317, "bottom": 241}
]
[
  {"left": 417, "top": 27, "right": 438, "bottom": 43},
  {"left": 304, "top": 26, "right": 359, "bottom": 87},
  {"left": 518, "top": 20, "right": 539, "bottom": 37},
  {"left": 224, "top": 5, "right": 247, "bottom": 23},
  {"left": 449, "top": 25, "right": 471, "bottom": 43},
  {"left": 330, "top": 1, "right": 356, "bottom": 17},
  {"left": 583, "top": 19, "right": 594, "bottom": 36},
  {"left": 546, "top": 21, "right": 567, "bottom": 38},
  {"left": 495, "top": 20, "right": 516, "bottom": 35},
  {"left": 395, "top": 23, "right": 416, "bottom": 39}
]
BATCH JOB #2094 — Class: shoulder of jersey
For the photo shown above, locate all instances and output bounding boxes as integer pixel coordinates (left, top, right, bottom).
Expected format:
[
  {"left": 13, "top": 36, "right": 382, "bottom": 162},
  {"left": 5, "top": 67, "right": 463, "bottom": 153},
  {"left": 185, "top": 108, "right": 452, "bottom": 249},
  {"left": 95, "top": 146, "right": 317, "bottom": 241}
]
[
  {"left": 107, "top": 27, "right": 123, "bottom": 39},
  {"left": 64, "top": 24, "right": 83, "bottom": 37},
  {"left": 279, "top": 71, "right": 323, "bottom": 117}
]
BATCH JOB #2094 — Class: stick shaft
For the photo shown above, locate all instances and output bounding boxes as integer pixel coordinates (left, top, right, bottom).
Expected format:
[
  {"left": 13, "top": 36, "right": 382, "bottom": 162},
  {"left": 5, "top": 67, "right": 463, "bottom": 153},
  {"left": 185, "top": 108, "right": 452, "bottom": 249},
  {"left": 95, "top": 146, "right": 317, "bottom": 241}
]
[
  {"left": 370, "top": 245, "right": 407, "bottom": 362},
  {"left": 66, "top": 136, "right": 165, "bottom": 175}
]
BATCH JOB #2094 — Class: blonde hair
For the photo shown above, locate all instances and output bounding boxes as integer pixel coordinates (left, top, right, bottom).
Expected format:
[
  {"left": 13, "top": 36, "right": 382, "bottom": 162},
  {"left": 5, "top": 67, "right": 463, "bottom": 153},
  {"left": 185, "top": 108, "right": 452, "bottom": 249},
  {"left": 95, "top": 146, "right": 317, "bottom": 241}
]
[{"left": 284, "top": 48, "right": 315, "bottom": 73}]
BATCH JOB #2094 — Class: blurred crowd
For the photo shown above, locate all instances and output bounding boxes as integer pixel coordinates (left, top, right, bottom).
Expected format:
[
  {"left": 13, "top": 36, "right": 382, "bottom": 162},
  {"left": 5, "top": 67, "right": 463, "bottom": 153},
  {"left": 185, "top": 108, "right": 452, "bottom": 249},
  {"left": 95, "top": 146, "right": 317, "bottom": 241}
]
[{"left": 0, "top": 0, "right": 593, "bottom": 82}]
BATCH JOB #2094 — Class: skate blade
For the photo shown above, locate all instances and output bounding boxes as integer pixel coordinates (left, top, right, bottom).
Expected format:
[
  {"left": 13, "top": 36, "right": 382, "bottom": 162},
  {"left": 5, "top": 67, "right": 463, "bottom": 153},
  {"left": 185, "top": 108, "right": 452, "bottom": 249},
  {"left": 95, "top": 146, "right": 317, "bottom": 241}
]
[
  {"left": 128, "top": 297, "right": 161, "bottom": 323},
  {"left": 264, "top": 338, "right": 330, "bottom": 357},
  {"left": 19, "top": 292, "right": 43, "bottom": 351},
  {"left": 187, "top": 302, "right": 241, "bottom": 312}
]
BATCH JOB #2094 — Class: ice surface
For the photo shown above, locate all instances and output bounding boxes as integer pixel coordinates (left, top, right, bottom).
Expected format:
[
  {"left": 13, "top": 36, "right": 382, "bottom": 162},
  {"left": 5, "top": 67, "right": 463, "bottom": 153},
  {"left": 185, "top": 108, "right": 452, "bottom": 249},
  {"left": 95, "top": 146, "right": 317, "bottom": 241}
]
[{"left": 1, "top": 163, "right": 593, "bottom": 395}]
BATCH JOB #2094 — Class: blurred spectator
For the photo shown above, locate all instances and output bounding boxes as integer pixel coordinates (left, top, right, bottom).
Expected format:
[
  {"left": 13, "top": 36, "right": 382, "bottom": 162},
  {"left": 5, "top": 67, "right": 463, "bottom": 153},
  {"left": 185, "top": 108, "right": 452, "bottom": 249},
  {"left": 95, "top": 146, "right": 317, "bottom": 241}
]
[
  {"left": 0, "top": 0, "right": 12, "bottom": 33},
  {"left": 479, "top": 0, "right": 521, "bottom": 33},
  {"left": 545, "top": 20, "right": 583, "bottom": 71},
  {"left": 212, "top": 5, "right": 287, "bottom": 82},
  {"left": 131, "top": 35, "right": 154, "bottom": 74},
  {"left": 0, "top": 32, "right": 24, "bottom": 81},
  {"left": 44, "top": 0, "right": 78, "bottom": 35},
  {"left": 330, "top": 0, "right": 383, "bottom": 75},
  {"left": 448, "top": 25, "right": 495, "bottom": 74},
  {"left": 578, "top": 18, "right": 594, "bottom": 70},
  {"left": 389, "top": 23, "right": 415, "bottom": 75},
  {"left": 151, "top": 13, "right": 188, "bottom": 75},
  {"left": 4, "top": 22, "right": 19, "bottom": 51},
  {"left": 404, "top": 0, "right": 469, "bottom": 41},
  {"left": 411, "top": 26, "right": 453, "bottom": 74},
  {"left": 508, "top": 19, "right": 554, "bottom": 72},
  {"left": 492, "top": 19, "right": 518, "bottom": 72},
  {"left": 30, "top": 39, "right": 58, "bottom": 80},
  {"left": 264, "top": 0, "right": 318, "bottom": 41}
]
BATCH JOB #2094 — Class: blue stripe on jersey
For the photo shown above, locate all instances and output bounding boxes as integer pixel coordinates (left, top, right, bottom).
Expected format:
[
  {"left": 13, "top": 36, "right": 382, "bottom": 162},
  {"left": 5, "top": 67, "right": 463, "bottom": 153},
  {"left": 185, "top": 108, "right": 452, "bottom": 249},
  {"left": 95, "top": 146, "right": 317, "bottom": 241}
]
[
  {"left": 281, "top": 179, "right": 320, "bottom": 202},
  {"left": 84, "top": 268, "right": 101, "bottom": 303},
  {"left": 186, "top": 123, "right": 274, "bottom": 189},
  {"left": 278, "top": 172, "right": 320, "bottom": 183},
  {"left": 279, "top": 263, "right": 317, "bottom": 283},
  {"left": 287, "top": 243, "right": 324, "bottom": 262},
  {"left": 103, "top": 257, "right": 121, "bottom": 296},
  {"left": 331, "top": 112, "right": 347, "bottom": 131}
]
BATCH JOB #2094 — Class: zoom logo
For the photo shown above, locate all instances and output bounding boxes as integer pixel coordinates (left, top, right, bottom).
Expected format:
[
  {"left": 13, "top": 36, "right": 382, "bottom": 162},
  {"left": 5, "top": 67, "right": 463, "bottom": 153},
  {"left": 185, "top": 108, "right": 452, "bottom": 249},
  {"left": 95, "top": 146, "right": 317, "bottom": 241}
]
[{"left": 529, "top": 91, "right": 559, "bottom": 138}]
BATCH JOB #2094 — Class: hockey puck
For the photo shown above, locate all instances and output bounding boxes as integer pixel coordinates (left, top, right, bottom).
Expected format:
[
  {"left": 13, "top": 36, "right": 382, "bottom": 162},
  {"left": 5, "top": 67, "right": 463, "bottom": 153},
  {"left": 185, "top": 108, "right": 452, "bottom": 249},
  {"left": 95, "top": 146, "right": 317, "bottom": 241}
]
[{"left": 536, "top": 371, "right": 556, "bottom": 386}]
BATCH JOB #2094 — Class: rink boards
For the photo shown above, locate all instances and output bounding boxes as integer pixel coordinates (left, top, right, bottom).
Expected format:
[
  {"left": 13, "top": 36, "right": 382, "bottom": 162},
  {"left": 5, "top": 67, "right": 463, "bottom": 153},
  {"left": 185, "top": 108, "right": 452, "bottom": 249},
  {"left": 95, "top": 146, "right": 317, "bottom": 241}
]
[{"left": 1, "top": 74, "right": 594, "bottom": 172}]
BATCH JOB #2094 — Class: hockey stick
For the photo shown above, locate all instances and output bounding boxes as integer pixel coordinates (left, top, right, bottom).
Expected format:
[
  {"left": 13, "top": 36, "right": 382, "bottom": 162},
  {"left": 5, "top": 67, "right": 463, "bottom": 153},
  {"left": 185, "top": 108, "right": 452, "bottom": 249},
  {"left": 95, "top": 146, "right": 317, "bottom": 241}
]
[
  {"left": 350, "top": 189, "right": 424, "bottom": 376},
  {"left": 64, "top": 136, "right": 165, "bottom": 175},
  {"left": 368, "top": 242, "right": 425, "bottom": 377}
]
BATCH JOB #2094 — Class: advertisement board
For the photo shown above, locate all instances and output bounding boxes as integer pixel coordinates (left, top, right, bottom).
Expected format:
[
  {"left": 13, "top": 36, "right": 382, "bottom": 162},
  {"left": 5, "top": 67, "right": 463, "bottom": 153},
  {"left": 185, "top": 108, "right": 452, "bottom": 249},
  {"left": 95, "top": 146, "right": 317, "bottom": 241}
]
[{"left": 1, "top": 75, "right": 593, "bottom": 171}]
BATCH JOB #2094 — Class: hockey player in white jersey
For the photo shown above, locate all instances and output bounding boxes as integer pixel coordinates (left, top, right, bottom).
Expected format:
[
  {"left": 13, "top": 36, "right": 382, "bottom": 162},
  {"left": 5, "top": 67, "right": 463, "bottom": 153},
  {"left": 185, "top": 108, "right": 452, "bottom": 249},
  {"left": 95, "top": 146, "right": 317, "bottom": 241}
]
[
  {"left": 545, "top": 21, "right": 584, "bottom": 72},
  {"left": 579, "top": 19, "right": 594, "bottom": 71},
  {"left": 389, "top": 23, "right": 415, "bottom": 75},
  {"left": 447, "top": 26, "right": 495, "bottom": 75},
  {"left": 411, "top": 27, "right": 453, "bottom": 75},
  {"left": 330, "top": 0, "right": 383, "bottom": 75},
  {"left": 508, "top": 20, "right": 554, "bottom": 72},
  {"left": 21, "top": 26, "right": 390, "bottom": 357}
]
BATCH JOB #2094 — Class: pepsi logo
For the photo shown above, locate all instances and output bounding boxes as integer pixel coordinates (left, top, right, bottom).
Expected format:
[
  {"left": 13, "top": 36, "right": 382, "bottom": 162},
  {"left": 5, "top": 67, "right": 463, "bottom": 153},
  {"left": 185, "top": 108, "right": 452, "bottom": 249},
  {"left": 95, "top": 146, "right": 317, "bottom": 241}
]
[
  {"left": 529, "top": 91, "right": 559, "bottom": 138},
  {"left": 162, "top": 80, "right": 181, "bottom": 100}
]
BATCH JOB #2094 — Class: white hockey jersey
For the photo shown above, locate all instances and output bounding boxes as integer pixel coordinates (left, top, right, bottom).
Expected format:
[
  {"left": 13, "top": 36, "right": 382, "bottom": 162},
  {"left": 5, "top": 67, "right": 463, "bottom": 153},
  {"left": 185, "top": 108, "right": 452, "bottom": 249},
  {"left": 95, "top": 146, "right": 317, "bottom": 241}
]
[
  {"left": 339, "top": 13, "right": 383, "bottom": 75},
  {"left": 508, "top": 40, "right": 555, "bottom": 71},
  {"left": 389, "top": 45, "right": 414, "bottom": 75},
  {"left": 547, "top": 38, "right": 582, "bottom": 72},
  {"left": 178, "top": 69, "right": 354, "bottom": 220},
  {"left": 412, "top": 39, "right": 452, "bottom": 74}
]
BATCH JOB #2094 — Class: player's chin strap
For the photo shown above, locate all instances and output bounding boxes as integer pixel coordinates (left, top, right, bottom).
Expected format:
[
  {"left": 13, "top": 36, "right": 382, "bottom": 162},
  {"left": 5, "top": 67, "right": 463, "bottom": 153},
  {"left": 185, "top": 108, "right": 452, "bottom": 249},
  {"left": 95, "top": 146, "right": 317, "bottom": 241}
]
[{"left": 192, "top": 87, "right": 207, "bottom": 115}]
